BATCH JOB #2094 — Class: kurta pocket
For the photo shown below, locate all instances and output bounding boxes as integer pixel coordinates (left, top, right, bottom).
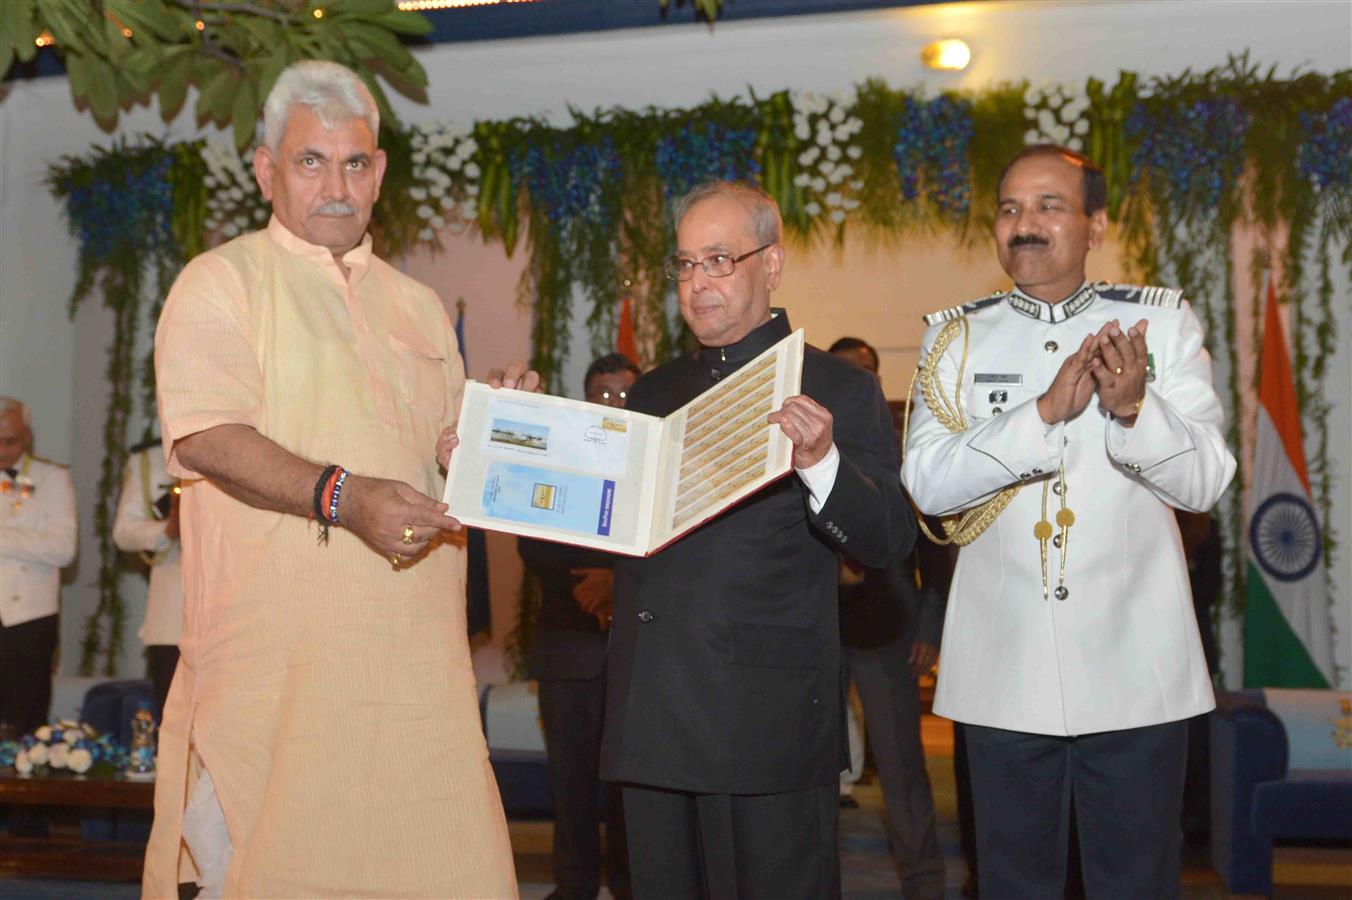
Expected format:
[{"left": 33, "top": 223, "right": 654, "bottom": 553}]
[{"left": 388, "top": 332, "right": 447, "bottom": 420}]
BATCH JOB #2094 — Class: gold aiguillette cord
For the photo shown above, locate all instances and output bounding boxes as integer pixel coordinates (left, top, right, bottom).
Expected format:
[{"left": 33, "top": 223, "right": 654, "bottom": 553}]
[{"left": 1034, "top": 464, "right": 1074, "bottom": 601}]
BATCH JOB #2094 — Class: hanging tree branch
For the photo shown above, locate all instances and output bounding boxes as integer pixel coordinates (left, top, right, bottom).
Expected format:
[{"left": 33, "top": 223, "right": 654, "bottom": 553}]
[{"left": 1, "top": 0, "right": 433, "bottom": 149}]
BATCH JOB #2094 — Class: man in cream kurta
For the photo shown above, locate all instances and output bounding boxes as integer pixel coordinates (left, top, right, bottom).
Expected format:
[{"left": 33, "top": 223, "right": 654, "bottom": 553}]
[
  {"left": 902, "top": 146, "right": 1236, "bottom": 899},
  {"left": 143, "top": 61, "right": 516, "bottom": 898}
]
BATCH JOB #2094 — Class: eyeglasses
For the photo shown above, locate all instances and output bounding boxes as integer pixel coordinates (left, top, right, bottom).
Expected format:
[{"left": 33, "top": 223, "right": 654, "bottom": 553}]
[
  {"left": 663, "top": 243, "right": 773, "bottom": 283},
  {"left": 586, "top": 389, "right": 628, "bottom": 403}
]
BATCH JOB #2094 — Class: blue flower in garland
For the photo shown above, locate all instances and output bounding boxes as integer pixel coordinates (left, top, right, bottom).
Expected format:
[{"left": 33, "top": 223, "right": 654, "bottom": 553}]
[
  {"left": 1297, "top": 97, "right": 1352, "bottom": 193},
  {"left": 1127, "top": 98, "right": 1249, "bottom": 210},
  {"left": 655, "top": 124, "right": 759, "bottom": 203},
  {"left": 510, "top": 137, "right": 621, "bottom": 234},
  {"left": 893, "top": 96, "right": 974, "bottom": 219},
  {"left": 61, "top": 152, "right": 176, "bottom": 267}
]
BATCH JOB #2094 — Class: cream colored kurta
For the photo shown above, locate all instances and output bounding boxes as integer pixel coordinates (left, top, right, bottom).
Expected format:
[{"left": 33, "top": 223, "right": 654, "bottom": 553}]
[{"left": 143, "top": 218, "right": 516, "bottom": 898}]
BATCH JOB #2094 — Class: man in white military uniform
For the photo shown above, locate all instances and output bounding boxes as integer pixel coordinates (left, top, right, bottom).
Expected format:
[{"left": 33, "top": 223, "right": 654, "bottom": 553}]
[
  {"left": 902, "top": 146, "right": 1236, "bottom": 898},
  {"left": 113, "top": 439, "right": 182, "bottom": 715},
  {"left": 0, "top": 397, "right": 78, "bottom": 737}
]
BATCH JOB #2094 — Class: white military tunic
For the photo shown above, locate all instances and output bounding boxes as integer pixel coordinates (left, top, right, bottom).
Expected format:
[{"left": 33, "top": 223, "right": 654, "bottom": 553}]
[
  {"left": 0, "top": 455, "right": 78, "bottom": 626},
  {"left": 112, "top": 447, "right": 182, "bottom": 646},
  {"left": 903, "top": 282, "right": 1237, "bottom": 737}
]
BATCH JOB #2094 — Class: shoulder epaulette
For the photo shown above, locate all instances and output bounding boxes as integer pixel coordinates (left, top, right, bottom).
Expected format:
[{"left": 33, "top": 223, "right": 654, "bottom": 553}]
[
  {"left": 1094, "top": 282, "right": 1184, "bottom": 309},
  {"left": 923, "top": 291, "right": 1007, "bottom": 327}
]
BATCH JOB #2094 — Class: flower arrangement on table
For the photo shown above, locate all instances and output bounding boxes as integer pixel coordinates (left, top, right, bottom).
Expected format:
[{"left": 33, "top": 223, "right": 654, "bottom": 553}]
[{"left": 0, "top": 720, "right": 129, "bottom": 778}]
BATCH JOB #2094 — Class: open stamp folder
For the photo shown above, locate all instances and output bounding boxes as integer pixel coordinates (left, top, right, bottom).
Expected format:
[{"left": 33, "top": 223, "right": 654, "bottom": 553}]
[{"left": 443, "top": 329, "right": 805, "bottom": 556}]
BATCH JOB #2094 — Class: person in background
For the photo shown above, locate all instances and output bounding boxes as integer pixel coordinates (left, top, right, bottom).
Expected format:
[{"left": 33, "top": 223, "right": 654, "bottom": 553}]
[
  {"left": 0, "top": 396, "right": 77, "bottom": 739},
  {"left": 830, "top": 337, "right": 947, "bottom": 900},
  {"left": 518, "top": 351, "right": 639, "bottom": 900},
  {"left": 113, "top": 437, "right": 182, "bottom": 717}
]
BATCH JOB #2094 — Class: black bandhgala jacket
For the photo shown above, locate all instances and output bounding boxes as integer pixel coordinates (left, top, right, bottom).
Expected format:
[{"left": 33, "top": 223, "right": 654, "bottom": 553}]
[{"left": 600, "top": 311, "right": 915, "bottom": 795}]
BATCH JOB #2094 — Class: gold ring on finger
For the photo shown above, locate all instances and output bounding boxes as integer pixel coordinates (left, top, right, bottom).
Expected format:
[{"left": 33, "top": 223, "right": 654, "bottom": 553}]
[
  {"left": 390, "top": 554, "right": 401, "bottom": 568},
  {"left": 401, "top": 524, "right": 415, "bottom": 545},
  {"left": 1112, "top": 366, "right": 1123, "bottom": 375}
]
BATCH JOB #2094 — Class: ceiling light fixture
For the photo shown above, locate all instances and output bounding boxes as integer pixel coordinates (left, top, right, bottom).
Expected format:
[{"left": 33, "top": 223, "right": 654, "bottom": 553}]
[{"left": 921, "top": 38, "right": 971, "bottom": 72}]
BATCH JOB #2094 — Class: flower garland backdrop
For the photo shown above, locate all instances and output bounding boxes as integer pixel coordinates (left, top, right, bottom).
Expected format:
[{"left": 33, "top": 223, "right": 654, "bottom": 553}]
[{"left": 47, "top": 57, "right": 1351, "bottom": 677}]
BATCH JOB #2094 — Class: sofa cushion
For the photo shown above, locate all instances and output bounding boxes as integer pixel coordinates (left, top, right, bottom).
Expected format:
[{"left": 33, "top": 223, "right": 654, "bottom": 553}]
[
  {"left": 1252, "top": 770, "right": 1352, "bottom": 841},
  {"left": 1263, "top": 688, "right": 1352, "bottom": 772}
]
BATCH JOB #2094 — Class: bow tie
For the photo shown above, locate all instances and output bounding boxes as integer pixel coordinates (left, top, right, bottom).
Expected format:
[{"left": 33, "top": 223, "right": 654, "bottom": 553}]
[{"left": 2, "top": 468, "right": 16, "bottom": 480}]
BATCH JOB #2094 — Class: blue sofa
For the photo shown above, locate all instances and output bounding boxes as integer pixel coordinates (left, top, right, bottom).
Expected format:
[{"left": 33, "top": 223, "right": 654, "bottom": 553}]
[
  {"left": 1210, "top": 689, "right": 1352, "bottom": 895},
  {"left": 78, "top": 678, "right": 157, "bottom": 842}
]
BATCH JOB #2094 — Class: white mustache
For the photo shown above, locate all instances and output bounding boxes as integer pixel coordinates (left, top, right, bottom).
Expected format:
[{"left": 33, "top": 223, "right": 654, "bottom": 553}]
[{"left": 315, "top": 201, "right": 356, "bottom": 216}]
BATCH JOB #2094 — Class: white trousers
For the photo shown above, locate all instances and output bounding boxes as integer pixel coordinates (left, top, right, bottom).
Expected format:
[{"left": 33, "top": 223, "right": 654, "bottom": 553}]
[{"left": 181, "top": 752, "right": 234, "bottom": 899}]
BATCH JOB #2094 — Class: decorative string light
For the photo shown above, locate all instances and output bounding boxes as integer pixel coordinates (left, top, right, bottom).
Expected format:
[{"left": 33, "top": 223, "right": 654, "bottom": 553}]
[
  {"left": 396, "top": 0, "right": 538, "bottom": 10},
  {"left": 34, "top": 30, "right": 55, "bottom": 48},
  {"left": 312, "top": 7, "right": 324, "bottom": 18}
]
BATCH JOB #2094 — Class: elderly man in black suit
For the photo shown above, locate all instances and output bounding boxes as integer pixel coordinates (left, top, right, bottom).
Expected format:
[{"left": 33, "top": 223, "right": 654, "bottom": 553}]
[{"left": 600, "top": 180, "right": 914, "bottom": 898}]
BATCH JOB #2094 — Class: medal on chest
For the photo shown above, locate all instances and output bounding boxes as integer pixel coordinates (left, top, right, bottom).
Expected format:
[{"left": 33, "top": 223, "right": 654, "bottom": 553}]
[{"left": 1, "top": 457, "right": 34, "bottom": 516}]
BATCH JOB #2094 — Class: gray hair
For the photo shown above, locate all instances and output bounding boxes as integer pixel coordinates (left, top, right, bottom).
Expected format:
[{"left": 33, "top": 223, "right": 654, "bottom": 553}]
[
  {"left": 0, "top": 397, "right": 31, "bottom": 428},
  {"left": 262, "top": 60, "right": 379, "bottom": 151},
  {"left": 673, "top": 180, "right": 783, "bottom": 246}
]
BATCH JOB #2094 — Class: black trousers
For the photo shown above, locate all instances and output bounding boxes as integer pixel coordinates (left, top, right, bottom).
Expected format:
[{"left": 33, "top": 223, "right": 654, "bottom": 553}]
[
  {"left": 539, "top": 676, "right": 631, "bottom": 899},
  {"left": 845, "top": 640, "right": 944, "bottom": 900},
  {"left": 0, "top": 614, "right": 58, "bottom": 737},
  {"left": 145, "top": 644, "right": 180, "bottom": 722},
  {"left": 964, "top": 719, "right": 1188, "bottom": 900},
  {"left": 622, "top": 783, "right": 840, "bottom": 900}
]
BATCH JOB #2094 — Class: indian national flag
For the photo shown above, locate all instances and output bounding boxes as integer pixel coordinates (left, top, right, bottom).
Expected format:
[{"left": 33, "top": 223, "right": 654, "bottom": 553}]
[{"left": 1243, "top": 280, "right": 1334, "bottom": 687}]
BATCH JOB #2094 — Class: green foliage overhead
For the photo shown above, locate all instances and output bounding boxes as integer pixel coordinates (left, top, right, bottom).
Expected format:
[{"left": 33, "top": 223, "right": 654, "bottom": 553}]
[{"left": 1, "top": 0, "right": 432, "bottom": 148}]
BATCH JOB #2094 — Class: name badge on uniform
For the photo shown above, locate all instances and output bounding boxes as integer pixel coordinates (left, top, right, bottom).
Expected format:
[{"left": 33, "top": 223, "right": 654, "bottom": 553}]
[{"left": 973, "top": 374, "right": 1021, "bottom": 412}]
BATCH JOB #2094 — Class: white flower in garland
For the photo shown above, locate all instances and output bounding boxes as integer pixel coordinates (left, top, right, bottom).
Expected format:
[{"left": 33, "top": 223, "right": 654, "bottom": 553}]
[
  {"left": 67, "top": 747, "right": 93, "bottom": 774},
  {"left": 790, "top": 90, "right": 865, "bottom": 226},
  {"left": 14, "top": 749, "right": 32, "bottom": 775},
  {"left": 201, "top": 142, "right": 266, "bottom": 238},
  {"left": 408, "top": 122, "right": 481, "bottom": 243},
  {"left": 48, "top": 742, "right": 70, "bottom": 769},
  {"left": 1022, "top": 83, "right": 1091, "bottom": 152}
]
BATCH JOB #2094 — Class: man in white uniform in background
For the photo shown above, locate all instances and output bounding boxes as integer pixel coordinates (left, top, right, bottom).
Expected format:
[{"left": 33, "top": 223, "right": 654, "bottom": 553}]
[
  {"left": 0, "top": 397, "right": 78, "bottom": 737},
  {"left": 113, "top": 438, "right": 183, "bottom": 715},
  {"left": 902, "top": 145, "right": 1236, "bottom": 898}
]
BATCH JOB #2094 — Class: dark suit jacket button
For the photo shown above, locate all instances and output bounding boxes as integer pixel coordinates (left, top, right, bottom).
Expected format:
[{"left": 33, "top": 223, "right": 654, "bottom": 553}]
[{"left": 638, "top": 610, "right": 654, "bottom": 623}]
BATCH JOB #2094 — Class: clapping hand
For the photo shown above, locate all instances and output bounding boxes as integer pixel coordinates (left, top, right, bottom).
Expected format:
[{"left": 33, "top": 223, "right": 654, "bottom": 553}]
[
  {"left": 1089, "top": 318, "right": 1149, "bottom": 424},
  {"left": 1036, "top": 332, "right": 1099, "bottom": 425}
]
